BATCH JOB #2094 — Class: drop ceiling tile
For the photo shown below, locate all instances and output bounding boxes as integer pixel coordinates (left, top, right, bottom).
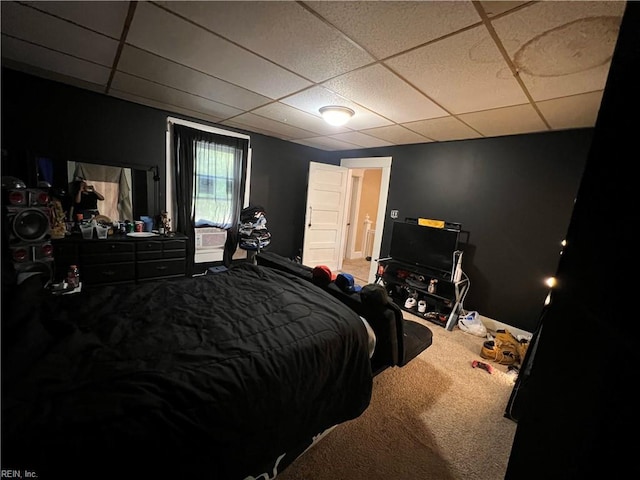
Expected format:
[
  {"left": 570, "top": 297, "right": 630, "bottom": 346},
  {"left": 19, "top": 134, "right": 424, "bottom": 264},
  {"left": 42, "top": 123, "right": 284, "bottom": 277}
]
[
  {"left": 252, "top": 102, "right": 350, "bottom": 136},
  {"left": 221, "top": 113, "right": 317, "bottom": 140},
  {"left": 361, "top": 125, "right": 433, "bottom": 145},
  {"left": 1, "top": 1, "right": 119, "bottom": 66},
  {"left": 479, "top": 1, "right": 529, "bottom": 18},
  {"left": 403, "top": 116, "right": 483, "bottom": 142},
  {"left": 292, "top": 136, "right": 362, "bottom": 151},
  {"left": 221, "top": 119, "right": 292, "bottom": 141},
  {"left": 492, "top": 1, "right": 625, "bottom": 101},
  {"left": 1, "top": 36, "right": 111, "bottom": 87},
  {"left": 281, "top": 86, "right": 393, "bottom": 130},
  {"left": 459, "top": 104, "right": 548, "bottom": 137},
  {"left": 110, "top": 89, "right": 225, "bottom": 125},
  {"left": 157, "top": 1, "right": 374, "bottom": 83},
  {"left": 306, "top": 1, "right": 480, "bottom": 59},
  {"left": 386, "top": 25, "right": 527, "bottom": 114},
  {"left": 118, "top": 46, "right": 272, "bottom": 111},
  {"left": 323, "top": 64, "right": 447, "bottom": 123},
  {"left": 111, "top": 72, "right": 244, "bottom": 120},
  {"left": 127, "top": 2, "right": 311, "bottom": 99},
  {"left": 537, "top": 91, "right": 604, "bottom": 130},
  {"left": 328, "top": 132, "right": 394, "bottom": 149},
  {"left": 22, "top": 1, "right": 130, "bottom": 38}
]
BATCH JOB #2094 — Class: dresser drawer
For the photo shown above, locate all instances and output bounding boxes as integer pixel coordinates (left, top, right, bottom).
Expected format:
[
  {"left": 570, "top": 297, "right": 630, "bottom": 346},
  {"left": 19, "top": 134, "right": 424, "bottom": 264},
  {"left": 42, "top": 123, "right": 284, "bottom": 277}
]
[
  {"left": 137, "top": 258, "right": 185, "bottom": 280},
  {"left": 81, "top": 242, "right": 134, "bottom": 255},
  {"left": 82, "top": 262, "right": 135, "bottom": 285},
  {"left": 163, "top": 239, "right": 186, "bottom": 251},
  {"left": 82, "top": 252, "right": 135, "bottom": 265},
  {"left": 52, "top": 241, "right": 78, "bottom": 260}
]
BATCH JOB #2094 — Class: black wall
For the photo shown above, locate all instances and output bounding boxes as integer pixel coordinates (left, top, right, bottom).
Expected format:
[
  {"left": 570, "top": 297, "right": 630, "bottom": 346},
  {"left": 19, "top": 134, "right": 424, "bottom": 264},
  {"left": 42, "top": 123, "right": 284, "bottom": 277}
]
[
  {"left": 1, "top": 67, "right": 591, "bottom": 333},
  {"left": 0, "top": 68, "right": 330, "bottom": 261},
  {"left": 330, "top": 130, "right": 590, "bottom": 333}
]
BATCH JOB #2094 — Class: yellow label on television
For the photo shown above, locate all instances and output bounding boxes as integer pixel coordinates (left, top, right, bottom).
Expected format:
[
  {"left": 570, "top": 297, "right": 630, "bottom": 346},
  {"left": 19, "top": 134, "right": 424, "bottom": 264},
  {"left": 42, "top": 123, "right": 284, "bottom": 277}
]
[{"left": 418, "top": 218, "right": 445, "bottom": 228}]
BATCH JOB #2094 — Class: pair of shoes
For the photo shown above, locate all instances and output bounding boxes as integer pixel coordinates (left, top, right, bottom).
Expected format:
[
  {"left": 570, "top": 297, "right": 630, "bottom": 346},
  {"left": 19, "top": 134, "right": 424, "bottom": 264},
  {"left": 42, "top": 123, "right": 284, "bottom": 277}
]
[
  {"left": 418, "top": 300, "right": 427, "bottom": 313},
  {"left": 404, "top": 297, "right": 417, "bottom": 309},
  {"left": 480, "top": 340, "right": 518, "bottom": 365}
]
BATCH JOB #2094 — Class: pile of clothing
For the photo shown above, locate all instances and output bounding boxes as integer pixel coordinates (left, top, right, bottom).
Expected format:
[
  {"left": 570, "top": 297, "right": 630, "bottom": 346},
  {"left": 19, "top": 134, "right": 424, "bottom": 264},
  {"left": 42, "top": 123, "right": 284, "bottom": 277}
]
[{"left": 238, "top": 205, "right": 271, "bottom": 251}]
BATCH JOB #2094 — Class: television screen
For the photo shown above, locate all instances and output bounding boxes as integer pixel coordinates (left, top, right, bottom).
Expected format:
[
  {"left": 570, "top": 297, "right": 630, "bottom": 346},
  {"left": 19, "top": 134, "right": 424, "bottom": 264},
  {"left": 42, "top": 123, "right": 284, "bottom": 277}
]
[{"left": 389, "top": 221, "right": 459, "bottom": 276}]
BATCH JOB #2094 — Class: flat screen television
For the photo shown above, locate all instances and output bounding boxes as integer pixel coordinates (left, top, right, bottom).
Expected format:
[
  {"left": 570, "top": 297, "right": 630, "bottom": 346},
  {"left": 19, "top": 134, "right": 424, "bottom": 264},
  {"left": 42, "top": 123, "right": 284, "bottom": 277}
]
[{"left": 389, "top": 221, "right": 460, "bottom": 278}]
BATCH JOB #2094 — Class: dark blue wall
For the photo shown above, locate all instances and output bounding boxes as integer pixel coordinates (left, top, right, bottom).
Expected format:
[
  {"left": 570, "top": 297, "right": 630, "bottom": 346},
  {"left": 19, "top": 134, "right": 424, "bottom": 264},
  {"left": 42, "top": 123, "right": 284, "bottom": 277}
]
[{"left": 1, "top": 67, "right": 591, "bottom": 333}]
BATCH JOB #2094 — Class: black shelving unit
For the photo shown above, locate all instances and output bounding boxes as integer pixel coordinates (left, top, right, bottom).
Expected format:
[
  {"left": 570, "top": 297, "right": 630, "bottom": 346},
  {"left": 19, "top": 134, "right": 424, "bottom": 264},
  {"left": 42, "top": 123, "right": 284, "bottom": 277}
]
[{"left": 375, "top": 258, "right": 469, "bottom": 330}]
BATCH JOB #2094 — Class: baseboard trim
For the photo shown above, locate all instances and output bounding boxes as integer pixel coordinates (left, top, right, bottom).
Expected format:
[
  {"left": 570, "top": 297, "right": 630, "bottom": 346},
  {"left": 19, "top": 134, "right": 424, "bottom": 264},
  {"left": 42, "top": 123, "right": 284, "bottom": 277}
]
[{"left": 478, "top": 314, "right": 532, "bottom": 340}]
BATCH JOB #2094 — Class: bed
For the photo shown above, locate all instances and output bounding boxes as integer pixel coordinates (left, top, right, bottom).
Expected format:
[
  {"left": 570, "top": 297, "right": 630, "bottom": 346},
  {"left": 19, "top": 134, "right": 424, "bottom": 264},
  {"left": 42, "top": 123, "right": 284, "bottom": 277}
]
[{"left": 1, "top": 262, "right": 376, "bottom": 479}]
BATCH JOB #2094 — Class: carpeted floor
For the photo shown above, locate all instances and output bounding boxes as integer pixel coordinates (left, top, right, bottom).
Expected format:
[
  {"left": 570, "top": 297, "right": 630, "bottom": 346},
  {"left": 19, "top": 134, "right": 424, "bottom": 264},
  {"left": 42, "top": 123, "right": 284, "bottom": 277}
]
[
  {"left": 277, "top": 313, "right": 518, "bottom": 480},
  {"left": 340, "top": 257, "right": 373, "bottom": 286}
]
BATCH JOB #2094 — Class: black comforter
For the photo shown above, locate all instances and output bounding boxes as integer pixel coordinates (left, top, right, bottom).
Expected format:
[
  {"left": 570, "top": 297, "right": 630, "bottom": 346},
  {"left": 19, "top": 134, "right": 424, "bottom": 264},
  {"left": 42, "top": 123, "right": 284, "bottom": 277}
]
[{"left": 1, "top": 264, "right": 373, "bottom": 479}]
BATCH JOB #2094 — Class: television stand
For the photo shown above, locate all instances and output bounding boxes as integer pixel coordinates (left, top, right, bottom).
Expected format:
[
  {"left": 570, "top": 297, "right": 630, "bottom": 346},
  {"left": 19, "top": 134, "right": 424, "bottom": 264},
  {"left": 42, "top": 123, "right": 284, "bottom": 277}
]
[{"left": 375, "top": 258, "right": 469, "bottom": 331}]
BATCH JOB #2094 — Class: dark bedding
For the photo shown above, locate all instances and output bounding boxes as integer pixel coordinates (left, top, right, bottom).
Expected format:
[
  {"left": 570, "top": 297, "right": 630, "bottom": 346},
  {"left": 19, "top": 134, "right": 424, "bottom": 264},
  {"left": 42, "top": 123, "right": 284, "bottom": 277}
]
[{"left": 1, "top": 263, "right": 373, "bottom": 479}]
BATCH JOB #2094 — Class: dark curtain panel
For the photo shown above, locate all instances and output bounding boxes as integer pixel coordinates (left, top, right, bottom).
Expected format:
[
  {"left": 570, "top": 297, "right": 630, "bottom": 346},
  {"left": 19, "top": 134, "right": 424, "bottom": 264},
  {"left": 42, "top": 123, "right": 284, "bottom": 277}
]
[{"left": 172, "top": 124, "right": 248, "bottom": 274}]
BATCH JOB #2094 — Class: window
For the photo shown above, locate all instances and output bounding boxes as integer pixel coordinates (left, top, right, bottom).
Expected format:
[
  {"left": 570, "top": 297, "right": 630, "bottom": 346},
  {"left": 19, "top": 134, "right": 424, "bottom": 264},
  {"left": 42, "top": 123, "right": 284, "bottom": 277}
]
[
  {"left": 193, "top": 140, "right": 237, "bottom": 228},
  {"left": 167, "top": 118, "right": 251, "bottom": 265}
]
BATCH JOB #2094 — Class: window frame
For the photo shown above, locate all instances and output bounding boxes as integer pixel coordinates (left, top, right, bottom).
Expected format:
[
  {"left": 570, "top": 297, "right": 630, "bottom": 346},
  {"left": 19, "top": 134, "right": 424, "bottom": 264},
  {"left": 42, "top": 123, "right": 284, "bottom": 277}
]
[{"left": 166, "top": 117, "right": 252, "bottom": 262}]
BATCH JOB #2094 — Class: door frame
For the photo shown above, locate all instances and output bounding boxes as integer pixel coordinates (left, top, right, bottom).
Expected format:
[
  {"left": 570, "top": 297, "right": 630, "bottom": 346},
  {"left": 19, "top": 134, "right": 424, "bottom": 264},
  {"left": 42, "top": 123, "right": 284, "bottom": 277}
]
[{"left": 340, "top": 156, "right": 392, "bottom": 283}]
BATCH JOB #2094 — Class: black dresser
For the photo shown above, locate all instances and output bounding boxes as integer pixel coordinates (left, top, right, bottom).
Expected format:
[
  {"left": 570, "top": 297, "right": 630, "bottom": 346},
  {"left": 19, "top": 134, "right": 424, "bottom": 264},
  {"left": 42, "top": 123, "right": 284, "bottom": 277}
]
[{"left": 51, "top": 233, "right": 187, "bottom": 286}]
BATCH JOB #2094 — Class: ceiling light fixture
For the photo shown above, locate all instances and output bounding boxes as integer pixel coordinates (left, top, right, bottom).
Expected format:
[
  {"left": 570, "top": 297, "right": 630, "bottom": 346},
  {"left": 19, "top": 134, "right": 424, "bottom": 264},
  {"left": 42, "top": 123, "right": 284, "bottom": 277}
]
[{"left": 319, "top": 105, "right": 355, "bottom": 126}]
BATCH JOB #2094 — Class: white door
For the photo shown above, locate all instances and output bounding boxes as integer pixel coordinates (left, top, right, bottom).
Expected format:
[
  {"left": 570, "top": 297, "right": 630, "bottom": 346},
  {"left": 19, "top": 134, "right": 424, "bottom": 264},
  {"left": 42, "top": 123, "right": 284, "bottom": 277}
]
[{"left": 301, "top": 162, "right": 349, "bottom": 271}]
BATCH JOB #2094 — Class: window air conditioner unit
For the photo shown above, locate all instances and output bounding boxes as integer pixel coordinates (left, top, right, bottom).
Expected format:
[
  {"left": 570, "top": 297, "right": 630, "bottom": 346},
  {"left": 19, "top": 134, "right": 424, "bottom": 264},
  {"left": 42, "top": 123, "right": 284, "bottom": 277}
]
[{"left": 195, "top": 228, "right": 227, "bottom": 249}]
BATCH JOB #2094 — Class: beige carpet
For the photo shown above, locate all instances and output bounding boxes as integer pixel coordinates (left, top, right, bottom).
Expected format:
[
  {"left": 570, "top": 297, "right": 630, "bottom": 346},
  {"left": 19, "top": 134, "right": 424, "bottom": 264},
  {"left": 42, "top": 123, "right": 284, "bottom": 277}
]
[
  {"left": 277, "top": 313, "right": 518, "bottom": 480},
  {"left": 340, "top": 257, "right": 373, "bottom": 285}
]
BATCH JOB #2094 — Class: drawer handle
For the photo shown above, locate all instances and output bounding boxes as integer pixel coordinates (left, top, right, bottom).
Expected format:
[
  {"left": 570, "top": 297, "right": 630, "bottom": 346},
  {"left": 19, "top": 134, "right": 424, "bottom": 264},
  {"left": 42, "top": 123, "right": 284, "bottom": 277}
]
[
  {"left": 103, "top": 270, "right": 116, "bottom": 276},
  {"left": 156, "top": 266, "right": 168, "bottom": 271}
]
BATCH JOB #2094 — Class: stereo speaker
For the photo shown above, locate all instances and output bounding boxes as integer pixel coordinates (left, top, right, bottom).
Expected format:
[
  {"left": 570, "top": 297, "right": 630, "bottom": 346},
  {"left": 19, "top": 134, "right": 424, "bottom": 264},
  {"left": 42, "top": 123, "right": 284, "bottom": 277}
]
[{"left": 3, "top": 187, "right": 54, "bottom": 284}]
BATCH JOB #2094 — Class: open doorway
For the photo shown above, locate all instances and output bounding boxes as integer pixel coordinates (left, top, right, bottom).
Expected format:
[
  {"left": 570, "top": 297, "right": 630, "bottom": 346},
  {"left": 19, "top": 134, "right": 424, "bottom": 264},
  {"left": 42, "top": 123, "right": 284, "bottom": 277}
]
[
  {"left": 301, "top": 157, "right": 390, "bottom": 281},
  {"left": 340, "top": 168, "right": 382, "bottom": 286},
  {"left": 339, "top": 157, "right": 391, "bottom": 285}
]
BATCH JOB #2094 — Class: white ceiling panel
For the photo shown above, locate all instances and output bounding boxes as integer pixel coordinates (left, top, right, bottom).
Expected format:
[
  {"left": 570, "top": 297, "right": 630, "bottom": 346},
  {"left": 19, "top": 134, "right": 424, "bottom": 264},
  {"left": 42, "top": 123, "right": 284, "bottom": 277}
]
[
  {"left": 361, "top": 125, "right": 433, "bottom": 145},
  {"left": 291, "top": 135, "right": 363, "bottom": 151},
  {"left": 252, "top": 102, "right": 350, "bottom": 136},
  {"left": 111, "top": 72, "right": 245, "bottom": 120},
  {"left": 1, "top": 1, "right": 119, "bottom": 67},
  {"left": 403, "top": 116, "right": 484, "bottom": 142},
  {"left": 110, "top": 88, "right": 226, "bottom": 126},
  {"left": 479, "top": 2, "right": 530, "bottom": 18},
  {"left": 536, "top": 91, "right": 605, "bottom": 130},
  {"left": 221, "top": 112, "right": 318, "bottom": 140},
  {"left": 157, "top": 1, "right": 374, "bottom": 83},
  {"left": 281, "top": 86, "right": 393, "bottom": 130},
  {"left": 323, "top": 64, "right": 448, "bottom": 123},
  {"left": 387, "top": 24, "right": 527, "bottom": 114},
  {"left": 1, "top": 37, "right": 111, "bottom": 88},
  {"left": 127, "top": 2, "right": 311, "bottom": 99},
  {"left": 459, "top": 104, "right": 548, "bottom": 138},
  {"left": 1, "top": 0, "right": 625, "bottom": 151},
  {"left": 328, "top": 132, "right": 395, "bottom": 149},
  {"left": 306, "top": 0, "right": 481, "bottom": 59},
  {"left": 23, "top": 1, "right": 130, "bottom": 38},
  {"left": 118, "top": 46, "right": 272, "bottom": 111},
  {"left": 492, "top": 1, "right": 625, "bottom": 101}
]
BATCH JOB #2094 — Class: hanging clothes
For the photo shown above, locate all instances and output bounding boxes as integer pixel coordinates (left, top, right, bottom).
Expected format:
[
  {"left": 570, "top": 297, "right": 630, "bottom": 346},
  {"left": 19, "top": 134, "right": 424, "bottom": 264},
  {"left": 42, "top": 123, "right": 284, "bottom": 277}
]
[{"left": 238, "top": 205, "right": 271, "bottom": 251}]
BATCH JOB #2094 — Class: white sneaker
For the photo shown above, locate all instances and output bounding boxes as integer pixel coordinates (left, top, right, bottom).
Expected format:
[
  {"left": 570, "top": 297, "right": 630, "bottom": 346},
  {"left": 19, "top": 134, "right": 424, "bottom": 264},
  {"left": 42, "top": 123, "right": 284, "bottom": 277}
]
[
  {"left": 404, "top": 297, "right": 417, "bottom": 309},
  {"left": 418, "top": 300, "right": 427, "bottom": 313}
]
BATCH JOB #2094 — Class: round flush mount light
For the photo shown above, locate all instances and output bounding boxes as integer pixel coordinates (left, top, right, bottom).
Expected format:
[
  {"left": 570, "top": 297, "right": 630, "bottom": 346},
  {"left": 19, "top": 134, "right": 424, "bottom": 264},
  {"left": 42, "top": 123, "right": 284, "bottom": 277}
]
[{"left": 319, "top": 105, "right": 355, "bottom": 126}]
